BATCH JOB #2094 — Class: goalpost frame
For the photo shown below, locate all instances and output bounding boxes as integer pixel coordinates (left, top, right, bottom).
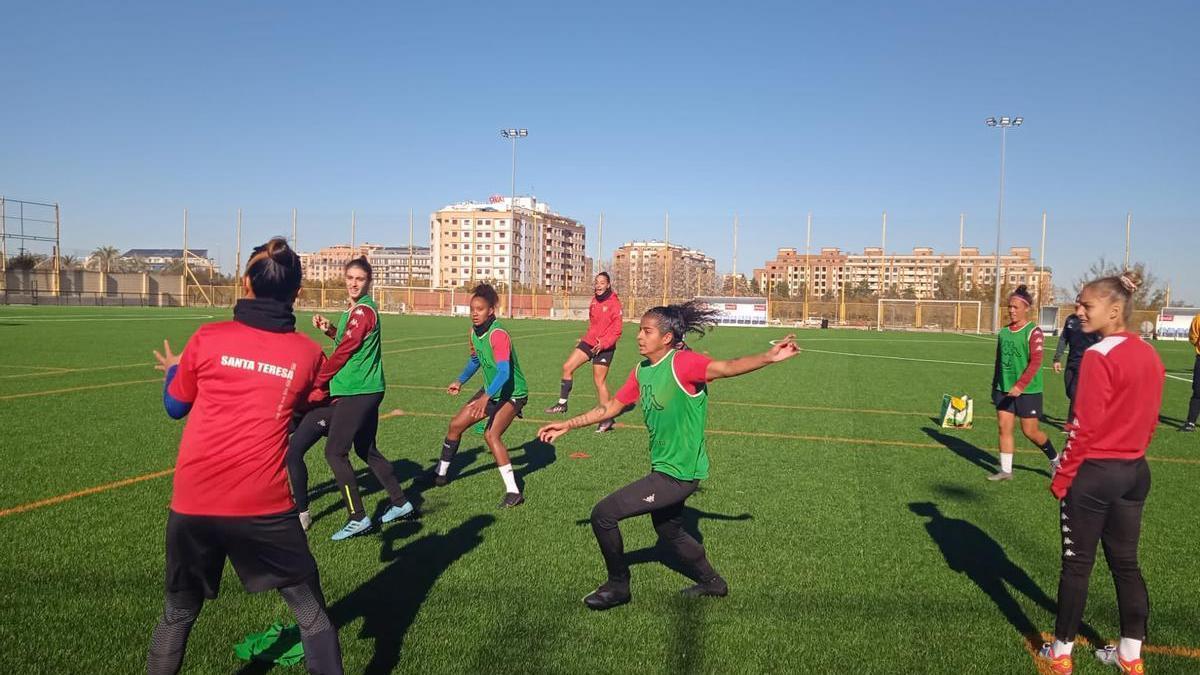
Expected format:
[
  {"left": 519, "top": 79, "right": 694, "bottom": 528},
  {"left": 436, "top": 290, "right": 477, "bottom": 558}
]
[{"left": 876, "top": 298, "right": 983, "bottom": 334}]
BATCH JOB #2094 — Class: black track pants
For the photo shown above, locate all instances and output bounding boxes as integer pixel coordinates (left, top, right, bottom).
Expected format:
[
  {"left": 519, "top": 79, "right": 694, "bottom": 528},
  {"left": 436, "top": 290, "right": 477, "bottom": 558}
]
[
  {"left": 288, "top": 406, "right": 332, "bottom": 513},
  {"left": 1055, "top": 458, "right": 1151, "bottom": 642},
  {"left": 323, "top": 392, "right": 407, "bottom": 520},
  {"left": 590, "top": 471, "right": 718, "bottom": 586}
]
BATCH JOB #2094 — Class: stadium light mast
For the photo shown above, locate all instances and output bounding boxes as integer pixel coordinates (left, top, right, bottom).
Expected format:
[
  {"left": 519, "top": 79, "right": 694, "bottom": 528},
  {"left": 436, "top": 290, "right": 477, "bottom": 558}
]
[
  {"left": 501, "top": 128, "right": 528, "bottom": 316},
  {"left": 986, "top": 115, "right": 1022, "bottom": 332}
]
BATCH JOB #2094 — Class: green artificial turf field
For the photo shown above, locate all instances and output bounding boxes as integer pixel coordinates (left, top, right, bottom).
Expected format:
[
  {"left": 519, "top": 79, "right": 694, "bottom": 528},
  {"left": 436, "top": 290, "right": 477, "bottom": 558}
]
[{"left": 0, "top": 305, "right": 1197, "bottom": 674}]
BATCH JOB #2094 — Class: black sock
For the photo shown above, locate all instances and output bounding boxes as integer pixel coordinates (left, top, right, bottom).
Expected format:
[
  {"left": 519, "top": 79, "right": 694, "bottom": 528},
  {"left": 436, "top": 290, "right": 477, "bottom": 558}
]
[
  {"left": 1187, "top": 398, "right": 1200, "bottom": 425},
  {"left": 1039, "top": 439, "right": 1058, "bottom": 461},
  {"left": 559, "top": 379, "right": 573, "bottom": 401},
  {"left": 440, "top": 437, "right": 461, "bottom": 463}
]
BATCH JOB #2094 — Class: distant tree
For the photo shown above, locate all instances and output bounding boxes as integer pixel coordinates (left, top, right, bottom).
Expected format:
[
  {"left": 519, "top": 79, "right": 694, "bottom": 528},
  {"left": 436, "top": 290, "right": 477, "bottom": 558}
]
[
  {"left": 900, "top": 285, "right": 918, "bottom": 300},
  {"left": 87, "top": 246, "right": 124, "bottom": 273},
  {"left": 935, "top": 263, "right": 960, "bottom": 300},
  {"left": 59, "top": 254, "right": 80, "bottom": 270},
  {"left": 1072, "top": 257, "right": 1166, "bottom": 310},
  {"left": 8, "top": 252, "right": 46, "bottom": 270},
  {"left": 771, "top": 280, "right": 791, "bottom": 299}
]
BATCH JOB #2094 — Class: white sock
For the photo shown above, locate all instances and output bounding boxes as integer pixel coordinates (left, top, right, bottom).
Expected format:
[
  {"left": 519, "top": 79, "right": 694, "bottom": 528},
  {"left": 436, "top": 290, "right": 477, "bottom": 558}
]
[
  {"left": 1052, "top": 639, "right": 1074, "bottom": 657},
  {"left": 1118, "top": 637, "right": 1142, "bottom": 660},
  {"left": 1000, "top": 452, "right": 1014, "bottom": 474},
  {"left": 498, "top": 464, "right": 519, "bottom": 493},
  {"left": 436, "top": 460, "right": 450, "bottom": 476},
  {"left": 558, "top": 398, "right": 568, "bottom": 405}
]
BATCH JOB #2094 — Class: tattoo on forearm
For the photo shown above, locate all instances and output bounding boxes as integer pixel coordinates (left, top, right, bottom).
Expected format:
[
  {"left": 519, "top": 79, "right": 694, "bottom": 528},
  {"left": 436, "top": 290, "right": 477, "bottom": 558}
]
[{"left": 570, "top": 405, "right": 607, "bottom": 429}]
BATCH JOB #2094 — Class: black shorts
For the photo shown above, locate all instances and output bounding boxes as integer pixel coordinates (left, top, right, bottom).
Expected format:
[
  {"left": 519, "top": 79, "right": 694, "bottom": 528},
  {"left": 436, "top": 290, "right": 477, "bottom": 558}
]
[
  {"left": 577, "top": 341, "right": 616, "bottom": 366},
  {"left": 164, "top": 510, "right": 317, "bottom": 599},
  {"left": 992, "top": 390, "right": 1044, "bottom": 419},
  {"left": 470, "top": 389, "right": 528, "bottom": 429}
]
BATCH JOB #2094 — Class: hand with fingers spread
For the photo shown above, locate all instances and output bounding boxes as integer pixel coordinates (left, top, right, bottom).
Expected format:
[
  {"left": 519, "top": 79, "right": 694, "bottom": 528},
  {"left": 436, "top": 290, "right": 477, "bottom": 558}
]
[
  {"left": 464, "top": 395, "right": 487, "bottom": 420},
  {"left": 153, "top": 340, "right": 181, "bottom": 375}
]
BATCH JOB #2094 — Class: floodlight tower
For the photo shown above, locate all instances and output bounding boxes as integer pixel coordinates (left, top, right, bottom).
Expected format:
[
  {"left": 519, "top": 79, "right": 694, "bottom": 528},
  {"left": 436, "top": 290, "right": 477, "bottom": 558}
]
[
  {"left": 985, "top": 115, "right": 1023, "bottom": 331},
  {"left": 501, "top": 128, "right": 528, "bottom": 315}
]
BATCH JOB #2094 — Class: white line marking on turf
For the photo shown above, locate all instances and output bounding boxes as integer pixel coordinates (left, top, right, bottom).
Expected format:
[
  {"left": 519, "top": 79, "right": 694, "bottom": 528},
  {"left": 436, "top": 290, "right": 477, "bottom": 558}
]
[
  {"left": 801, "top": 347, "right": 994, "bottom": 368},
  {"left": 1167, "top": 373, "right": 1194, "bottom": 384}
]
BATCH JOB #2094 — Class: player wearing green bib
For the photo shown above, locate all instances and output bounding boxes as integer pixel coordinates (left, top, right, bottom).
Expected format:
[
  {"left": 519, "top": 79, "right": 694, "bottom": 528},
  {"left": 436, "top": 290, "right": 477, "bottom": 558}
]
[
  {"left": 301, "top": 258, "right": 413, "bottom": 541},
  {"left": 988, "top": 284, "right": 1058, "bottom": 482},
  {"left": 424, "top": 284, "right": 529, "bottom": 508},
  {"left": 539, "top": 301, "right": 801, "bottom": 610}
]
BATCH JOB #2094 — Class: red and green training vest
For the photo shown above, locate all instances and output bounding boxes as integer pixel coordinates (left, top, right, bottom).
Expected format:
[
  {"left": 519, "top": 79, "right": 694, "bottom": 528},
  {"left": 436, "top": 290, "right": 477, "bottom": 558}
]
[
  {"left": 330, "top": 295, "right": 385, "bottom": 396},
  {"left": 470, "top": 319, "right": 527, "bottom": 401},
  {"left": 636, "top": 350, "right": 709, "bottom": 481},
  {"left": 995, "top": 321, "right": 1043, "bottom": 394}
]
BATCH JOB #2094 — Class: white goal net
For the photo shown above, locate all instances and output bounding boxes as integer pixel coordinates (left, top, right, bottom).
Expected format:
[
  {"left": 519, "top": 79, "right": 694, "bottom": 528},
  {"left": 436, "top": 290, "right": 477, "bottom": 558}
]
[{"left": 877, "top": 299, "right": 983, "bottom": 333}]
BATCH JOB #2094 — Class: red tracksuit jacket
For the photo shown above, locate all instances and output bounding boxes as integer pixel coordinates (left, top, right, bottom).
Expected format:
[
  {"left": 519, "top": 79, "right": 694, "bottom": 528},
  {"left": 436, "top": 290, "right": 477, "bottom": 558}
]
[{"left": 1051, "top": 332, "right": 1165, "bottom": 499}]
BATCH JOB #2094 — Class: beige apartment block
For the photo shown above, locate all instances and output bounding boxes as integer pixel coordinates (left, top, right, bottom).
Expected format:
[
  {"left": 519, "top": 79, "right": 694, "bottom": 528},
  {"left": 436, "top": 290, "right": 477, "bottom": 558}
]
[
  {"left": 430, "top": 197, "right": 590, "bottom": 291},
  {"left": 610, "top": 240, "right": 718, "bottom": 300}
]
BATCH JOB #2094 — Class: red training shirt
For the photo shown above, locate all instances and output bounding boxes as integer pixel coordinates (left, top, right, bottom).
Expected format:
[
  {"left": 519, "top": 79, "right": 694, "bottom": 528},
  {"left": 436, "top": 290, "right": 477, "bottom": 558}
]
[
  {"left": 582, "top": 292, "right": 623, "bottom": 350},
  {"left": 616, "top": 349, "right": 713, "bottom": 404},
  {"left": 167, "top": 321, "right": 326, "bottom": 516},
  {"left": 1051, "top": 332, "right": 1165, "bottom": 499}
]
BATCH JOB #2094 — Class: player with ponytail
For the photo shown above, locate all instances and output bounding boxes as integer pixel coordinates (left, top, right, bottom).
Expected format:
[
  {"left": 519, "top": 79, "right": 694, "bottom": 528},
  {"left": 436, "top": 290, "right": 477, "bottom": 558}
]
[
  {"left": 538, "top": 301, "right": 801, "bottom": 610},
  {"left": 148, "top": 238, "right": 342, "bottom": 674},
  {"left": 1038, "top": 271, "right": 1164, "bottom": 674},
  {"left": 297, "top": 256, "right": 413, "bottom": 541},
  {"left": 988, "top": 284, "right": 1060, "bottom": 481}
]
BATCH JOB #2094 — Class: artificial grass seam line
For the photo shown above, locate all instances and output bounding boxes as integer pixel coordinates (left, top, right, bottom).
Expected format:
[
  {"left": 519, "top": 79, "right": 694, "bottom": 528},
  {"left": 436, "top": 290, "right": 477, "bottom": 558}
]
[
  {"left": 0, "top": 378, "right": 162, "bottom": 401},
  {"left": 376, "top": 410, "right": 1200, "bottom": 466},
  {"left": 382, "top": 383, "right": 1001, "bottom": 420},
  {"left": 380, "top": 328, "right": 579, "bottom": 356},
  {"left": 0, "top": 468, "right": 175, "bottom": 518}
]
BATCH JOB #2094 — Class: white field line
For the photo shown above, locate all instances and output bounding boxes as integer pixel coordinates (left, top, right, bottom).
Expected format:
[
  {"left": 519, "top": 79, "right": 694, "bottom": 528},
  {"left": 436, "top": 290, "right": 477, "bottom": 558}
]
[
  {"left": 1166, "top": 373, "right": 1194, "bottom": 384},
  {"left": 381, "top": 328, "right": 577, "bottom": 356},
  {"left": 0, "top": 362, "right": 156, "bottom": 380}
]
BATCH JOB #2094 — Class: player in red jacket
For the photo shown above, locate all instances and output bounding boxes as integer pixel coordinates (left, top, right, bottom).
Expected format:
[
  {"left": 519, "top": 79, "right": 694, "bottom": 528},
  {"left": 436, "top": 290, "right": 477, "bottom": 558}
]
[
  {"left": 147, "top": 239, "right": 342, "bottom": 675},
  {"left": 544, "top": 272, "right": 624, "bottom": 432},
  {"left": 1038, "top": 271, "right": 1164, "bottom": 675}
]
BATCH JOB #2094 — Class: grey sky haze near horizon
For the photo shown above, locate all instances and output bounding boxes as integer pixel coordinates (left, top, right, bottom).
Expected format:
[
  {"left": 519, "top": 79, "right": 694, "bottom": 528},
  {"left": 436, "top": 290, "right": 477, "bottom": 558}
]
[{"left": 2, "top": 1, "right": 1197, "bottom": 301}]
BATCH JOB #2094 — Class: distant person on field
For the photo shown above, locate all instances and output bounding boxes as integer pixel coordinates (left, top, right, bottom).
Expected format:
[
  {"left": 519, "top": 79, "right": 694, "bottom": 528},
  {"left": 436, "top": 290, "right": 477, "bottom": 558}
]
[
  {"left": 544, "top": 272, "right": 624, "bottom": 433},
  {"left": 1052, "top": 296, "right": 1101, "bottom": 426},
  {"left": 147, "top": 238, "right": 342, "bottom": 675},
  {"left": 1038, "top": 271, "right": 1164, "bottom": 675},
  {"left": 988, "top": 285, "right": 1060, "bottom": 481},
  {"left": 1182, "top": 311, "right": 1200, "bottom": 432}
]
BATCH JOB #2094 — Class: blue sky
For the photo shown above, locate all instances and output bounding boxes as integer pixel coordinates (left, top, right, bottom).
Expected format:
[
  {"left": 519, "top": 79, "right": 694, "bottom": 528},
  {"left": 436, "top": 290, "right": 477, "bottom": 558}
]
[{"left": 3, "top": 1, "right": 1197, "bottom": 300}]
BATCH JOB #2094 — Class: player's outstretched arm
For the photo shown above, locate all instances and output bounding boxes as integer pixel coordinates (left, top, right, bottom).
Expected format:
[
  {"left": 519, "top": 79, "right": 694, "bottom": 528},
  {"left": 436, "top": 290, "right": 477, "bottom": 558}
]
[
  {"left": 705, "top": 334, "right": 801, "bottom": 381},
  {"left": 538, "top": 398, "right": 628, "bottom": 443}
]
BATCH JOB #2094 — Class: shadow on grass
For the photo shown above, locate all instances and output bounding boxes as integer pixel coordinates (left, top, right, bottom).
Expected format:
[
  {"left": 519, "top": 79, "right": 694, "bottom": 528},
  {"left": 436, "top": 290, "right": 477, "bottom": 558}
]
[
  {"left": 325, "top": 514, "right": 496, "bottom": 675},
  {"left": 308, "top": 457, "right": 428, "bottom": 525},
  {"left": 452, "top": 437, "right": 557, "bottom": 490},
  {"left": 921, "top": 427, "right": 1051, "bottom": 478},
  {"left": 574, "top": 507, "right": 753, "bottom": 583},
  {"left": 908, "top": 502, "right": 1103, "bottom": 650}
]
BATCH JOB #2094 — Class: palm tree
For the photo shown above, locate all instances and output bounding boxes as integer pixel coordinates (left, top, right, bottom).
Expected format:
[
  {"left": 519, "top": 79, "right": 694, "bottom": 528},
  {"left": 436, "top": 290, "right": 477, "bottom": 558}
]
[
  {"left": 59, "top": 254, "right": 80, "bottom": 270},
  {"left": 88, "top": 246, "right": 123, "bottom": 274}
]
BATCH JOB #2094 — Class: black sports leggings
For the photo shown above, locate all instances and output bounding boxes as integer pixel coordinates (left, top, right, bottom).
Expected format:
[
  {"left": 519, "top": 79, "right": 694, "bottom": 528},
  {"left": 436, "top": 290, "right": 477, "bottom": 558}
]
[
  {"left": 590, "top": 471, "right": 718, "bottom": 586},
  {"left": 146, "top": 576, "right": 343, "bottom": 675},
  {"left": 295, "top": 392, "right": 407, "bottom": 520},
  {"left": 288, "top": 406, "right": 332, "bottom": 513},
  {"left": 1187, "top": 355, "right": 1200, "bottom": 424},
  {"left": 1055, "top": 458, "right": 1151, "bottom": 642}
]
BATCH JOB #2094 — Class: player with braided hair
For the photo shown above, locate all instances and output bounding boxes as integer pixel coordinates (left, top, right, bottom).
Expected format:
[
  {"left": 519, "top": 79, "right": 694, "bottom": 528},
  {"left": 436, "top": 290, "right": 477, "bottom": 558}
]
[{"left": 539, "top": 301, "right": 801, "bottom": 610}]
